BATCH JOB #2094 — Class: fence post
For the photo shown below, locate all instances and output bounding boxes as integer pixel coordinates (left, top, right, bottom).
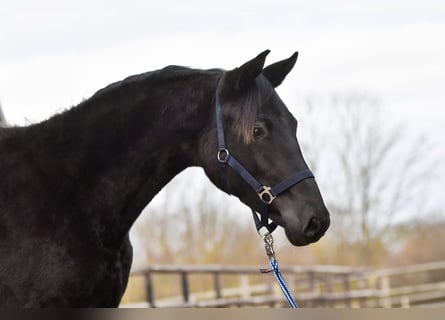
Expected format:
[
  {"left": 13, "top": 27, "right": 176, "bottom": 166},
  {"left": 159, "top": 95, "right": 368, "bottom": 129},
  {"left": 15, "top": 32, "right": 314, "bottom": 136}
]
[
  {"left": 180, "top": 271, "right": 190, "bottom": 304},
  {"left": 357, "top": 277, "right": 369, "bottom": 307},
  {"left": 265, "top": 275, "right": 275, "bottom": 307},
  {"left": 240, "top": 275, "right": 251, "bottom": 299},
  {"left": 213, "top": 272, "right": 222, "bottom": 299},
  {"left": 145, "top": 272, "right": 155, "bottom": 307},
  {"left": 378, "top": 275, "right": 392, "bottom": 308},
  {"left": 401, "top": 296, "right": 410, "bottom": 308},
  {"left": 323, "top": 275, "right": 334, "bottom": 307},
  {"left": 343, "top": 274, "right": 351, "bottom": 307},
  {"left": 307, "top": 271, "right": 316, "bottom": 307}
]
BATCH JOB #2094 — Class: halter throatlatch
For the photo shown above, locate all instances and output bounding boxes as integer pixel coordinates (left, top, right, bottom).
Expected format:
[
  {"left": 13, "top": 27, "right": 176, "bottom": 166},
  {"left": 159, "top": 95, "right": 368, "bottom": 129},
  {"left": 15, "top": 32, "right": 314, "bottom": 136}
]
[{"left": 215, "top": 79, "right": 314, "bottom": 234}]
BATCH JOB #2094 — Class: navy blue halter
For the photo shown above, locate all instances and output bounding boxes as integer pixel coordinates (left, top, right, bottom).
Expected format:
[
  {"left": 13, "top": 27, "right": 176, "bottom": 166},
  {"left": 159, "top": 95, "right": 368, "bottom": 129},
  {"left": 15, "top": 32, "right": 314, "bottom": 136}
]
[{"left": 215, "top": 79, "right": 315, "bottom": 234}]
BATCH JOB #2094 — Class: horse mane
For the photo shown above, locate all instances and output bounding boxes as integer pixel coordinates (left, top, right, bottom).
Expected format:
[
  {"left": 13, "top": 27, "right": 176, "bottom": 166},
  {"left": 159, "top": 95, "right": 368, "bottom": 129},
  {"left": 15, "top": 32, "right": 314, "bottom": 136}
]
[
  {"left": 92, "top": 66, "right": 215, "bottom": 99},
  {"left": 0, "top": 104, "right": 7, "bottom": 128}
]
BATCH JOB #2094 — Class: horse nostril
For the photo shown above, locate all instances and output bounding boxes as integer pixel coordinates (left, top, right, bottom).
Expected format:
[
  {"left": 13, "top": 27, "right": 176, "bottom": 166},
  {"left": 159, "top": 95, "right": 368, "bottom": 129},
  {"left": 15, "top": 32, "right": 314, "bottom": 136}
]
[{"left": 304, "top": 217, "right": 322, "bottom": 238}]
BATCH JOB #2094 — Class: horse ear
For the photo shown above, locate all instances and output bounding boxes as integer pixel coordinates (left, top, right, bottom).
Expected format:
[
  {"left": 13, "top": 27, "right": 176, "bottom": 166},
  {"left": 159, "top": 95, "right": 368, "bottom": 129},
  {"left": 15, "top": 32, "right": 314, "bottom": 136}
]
[
  {"left": 262, "top": 51, "right": 298, "bottom": 88},
  {"left": 225, "top": 50, "right": 270, "bottom": 93}
]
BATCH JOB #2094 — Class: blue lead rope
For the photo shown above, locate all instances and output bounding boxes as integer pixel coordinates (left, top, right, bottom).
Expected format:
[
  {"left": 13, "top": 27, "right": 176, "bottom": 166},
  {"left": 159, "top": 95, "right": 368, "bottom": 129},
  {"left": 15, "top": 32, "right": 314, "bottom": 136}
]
[
  {"left": 258, "top": 229, "right": 298, "bottom": 308},
  {"left": 268, "top": 258, "right": 298, "bottom": 308}
]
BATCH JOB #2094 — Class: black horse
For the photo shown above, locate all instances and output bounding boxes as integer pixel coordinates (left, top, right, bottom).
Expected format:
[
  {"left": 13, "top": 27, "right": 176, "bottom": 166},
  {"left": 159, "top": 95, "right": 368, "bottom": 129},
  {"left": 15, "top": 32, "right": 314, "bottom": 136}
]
[{"left": 0, "top": 51, "right": 329, "bottom": 307}]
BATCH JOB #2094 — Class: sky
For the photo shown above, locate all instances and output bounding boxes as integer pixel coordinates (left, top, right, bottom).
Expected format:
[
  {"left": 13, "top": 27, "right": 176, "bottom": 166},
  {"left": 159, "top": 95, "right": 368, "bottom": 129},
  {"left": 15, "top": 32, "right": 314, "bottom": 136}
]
[
  {"left": 1, "top": 2, "right": 444, "bottom": 130},
  {"left": 1, "top": 1, "right": 445, "bottom": 260}
]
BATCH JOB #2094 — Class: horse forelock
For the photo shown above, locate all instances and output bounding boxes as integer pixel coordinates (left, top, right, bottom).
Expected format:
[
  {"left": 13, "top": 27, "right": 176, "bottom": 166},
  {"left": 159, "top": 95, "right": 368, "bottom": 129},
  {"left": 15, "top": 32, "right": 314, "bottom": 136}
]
[{"left": 232, "top": 75, "right": 274, "bottom": 144}]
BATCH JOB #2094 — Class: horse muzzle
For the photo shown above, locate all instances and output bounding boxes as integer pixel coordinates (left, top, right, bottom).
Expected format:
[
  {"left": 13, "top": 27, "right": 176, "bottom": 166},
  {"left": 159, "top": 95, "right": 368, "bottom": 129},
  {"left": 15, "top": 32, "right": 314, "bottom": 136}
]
[{"left": 279, "top": 206, "right": 330, "bottom": 246}]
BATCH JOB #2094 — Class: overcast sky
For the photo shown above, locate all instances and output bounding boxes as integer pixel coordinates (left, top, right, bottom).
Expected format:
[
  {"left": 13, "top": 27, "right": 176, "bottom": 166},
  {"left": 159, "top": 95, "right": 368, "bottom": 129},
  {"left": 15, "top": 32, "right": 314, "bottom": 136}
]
[{"left": 1, "top": 2, "right": 444, "bottom": 128}]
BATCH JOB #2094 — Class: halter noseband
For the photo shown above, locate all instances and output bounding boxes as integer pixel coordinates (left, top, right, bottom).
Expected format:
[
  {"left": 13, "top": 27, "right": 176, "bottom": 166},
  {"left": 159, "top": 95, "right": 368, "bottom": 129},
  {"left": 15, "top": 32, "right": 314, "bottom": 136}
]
[{"left": 215, "top": 79, "right": 315, "bottom": 234}]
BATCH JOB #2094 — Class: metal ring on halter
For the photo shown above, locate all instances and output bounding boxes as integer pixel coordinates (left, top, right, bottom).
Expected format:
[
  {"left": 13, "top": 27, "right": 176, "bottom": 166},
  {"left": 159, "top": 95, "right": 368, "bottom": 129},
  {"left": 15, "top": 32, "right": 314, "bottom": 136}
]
[
  {"left": 258, "top": 186, "right": 276, "bottom": 204},
  {"left": 217, "top": 148, "right": 230, "bottom": 163}
]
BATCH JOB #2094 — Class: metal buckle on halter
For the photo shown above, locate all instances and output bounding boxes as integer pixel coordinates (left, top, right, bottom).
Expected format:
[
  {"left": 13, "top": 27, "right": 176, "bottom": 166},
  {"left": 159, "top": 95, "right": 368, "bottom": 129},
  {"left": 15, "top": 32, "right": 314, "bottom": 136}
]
[
  {"left": 217, "top": 148, "right": 230, "bottom": 163},
  {"left": 258, "top": 186, "right": 276, "bottom": 204}
]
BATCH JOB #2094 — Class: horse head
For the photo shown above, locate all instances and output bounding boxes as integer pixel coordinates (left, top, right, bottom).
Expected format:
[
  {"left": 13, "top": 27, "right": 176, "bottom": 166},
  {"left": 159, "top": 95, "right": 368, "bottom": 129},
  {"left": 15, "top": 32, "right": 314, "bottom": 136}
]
[{"left": 199, "top": 51, "right": 330, "bottom": 246}]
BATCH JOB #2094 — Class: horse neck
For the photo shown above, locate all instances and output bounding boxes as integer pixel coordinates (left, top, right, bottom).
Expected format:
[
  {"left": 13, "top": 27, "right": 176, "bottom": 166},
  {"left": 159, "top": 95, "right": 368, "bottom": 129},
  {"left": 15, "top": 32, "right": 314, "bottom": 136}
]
[{"left": 30, "top": 70, "right": 219, "bottom": 249}]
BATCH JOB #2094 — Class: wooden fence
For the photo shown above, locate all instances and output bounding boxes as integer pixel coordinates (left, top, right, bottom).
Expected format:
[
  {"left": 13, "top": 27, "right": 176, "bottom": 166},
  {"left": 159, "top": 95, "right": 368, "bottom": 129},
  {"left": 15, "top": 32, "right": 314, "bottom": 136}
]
[{"left": 122, "top": 260, "right": 445, "bottom": 308}]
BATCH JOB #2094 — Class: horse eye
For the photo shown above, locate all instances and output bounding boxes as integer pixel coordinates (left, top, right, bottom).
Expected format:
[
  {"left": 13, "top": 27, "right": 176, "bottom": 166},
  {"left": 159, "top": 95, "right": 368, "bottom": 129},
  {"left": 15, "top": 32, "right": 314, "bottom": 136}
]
[{"left": 253, "top": 126, "right": 266, "bottom": 140}]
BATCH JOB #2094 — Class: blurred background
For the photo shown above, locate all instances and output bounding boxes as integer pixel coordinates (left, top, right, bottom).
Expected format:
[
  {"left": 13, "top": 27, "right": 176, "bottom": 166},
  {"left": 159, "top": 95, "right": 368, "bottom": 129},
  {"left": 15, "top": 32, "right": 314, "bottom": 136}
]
[{"left": 1, "top": 0, "right": 444, "bottom": 307}]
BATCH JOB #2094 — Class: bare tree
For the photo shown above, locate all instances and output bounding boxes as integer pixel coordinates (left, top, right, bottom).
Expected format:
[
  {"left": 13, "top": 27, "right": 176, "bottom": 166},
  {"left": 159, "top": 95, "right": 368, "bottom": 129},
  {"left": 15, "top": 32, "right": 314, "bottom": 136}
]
[
  {"left": 133, "top": 168, "right": 262, "bottom": 266},
  {"left": 297, "top": 93, "right": 438, "bottom": 264}
]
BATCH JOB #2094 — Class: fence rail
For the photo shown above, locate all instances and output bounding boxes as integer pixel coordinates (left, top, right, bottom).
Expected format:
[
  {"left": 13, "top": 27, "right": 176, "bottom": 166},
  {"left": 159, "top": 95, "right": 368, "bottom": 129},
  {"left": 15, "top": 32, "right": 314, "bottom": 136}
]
[{"left": 121, "top": 260, "right": 445, "bottom": 308}]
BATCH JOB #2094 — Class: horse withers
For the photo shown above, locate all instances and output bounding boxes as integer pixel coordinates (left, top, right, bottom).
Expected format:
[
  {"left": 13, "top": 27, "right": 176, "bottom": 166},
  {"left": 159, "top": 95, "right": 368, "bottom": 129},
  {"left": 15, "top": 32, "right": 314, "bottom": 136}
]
[{"left": 0, "top": 51, "right": 329, "bottom": 307}]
